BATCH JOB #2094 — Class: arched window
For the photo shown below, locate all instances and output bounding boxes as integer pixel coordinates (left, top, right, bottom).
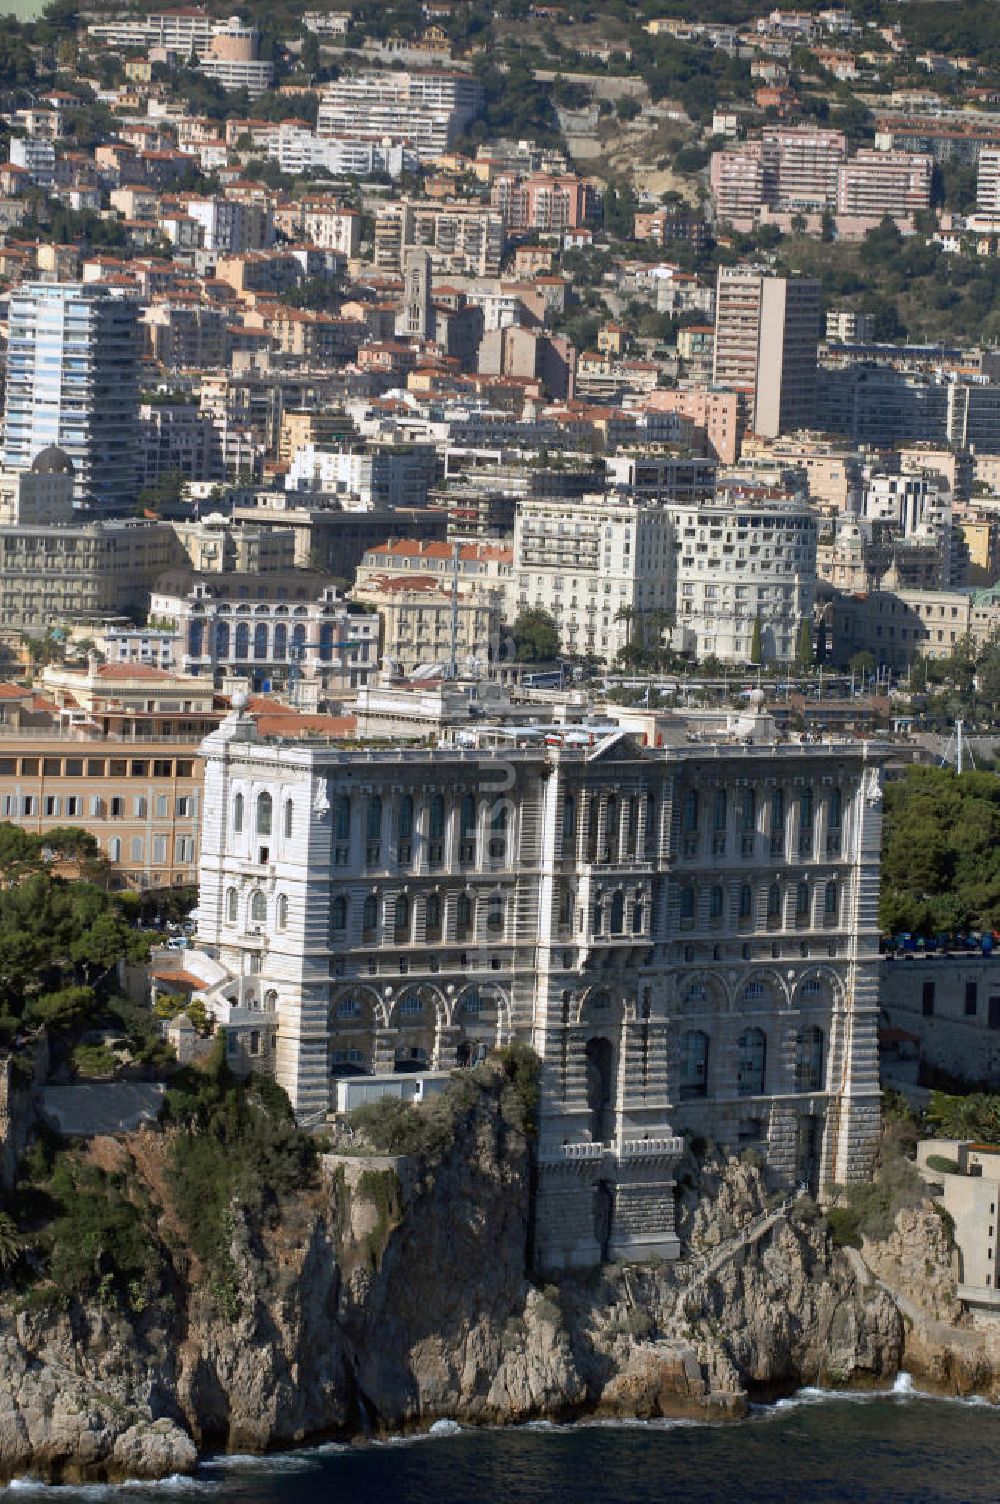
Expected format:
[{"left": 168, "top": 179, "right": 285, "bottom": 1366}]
[
  {"left": 796, "top": 881, "right": 810, "bottom": 919},
  {"left": 828, "top": 788, "right": 842, "bottom": 828},
  {"left": 233, "top": 792, "right": 244, "bottom": 833},
  {"left": 234, "top": 621, "right": 249, "bottom": 660},
  {"left": 226, "top": 887, "right": 237, "bottom": 922},
  {"left": 739, "top": 884, "right": 753, "bottom": 920},
  {"left": 740, "top": 790, "right": 755, "bottom": 831},
  {"left": 336, "top": 997, "right": 362, "bottom": 1019},
  {"left": 767, "top": 882, "right": 781, "bottom": 918},
  {"left": 771, "top": 788, "right": 784, "bottom": 854},
  {"left": 429, "top": 793, "right": 445, "bottom": 840},
  {"left": 425, "top": 893, "right": 441, "bottom": 937},
  {"left": 679, "top": 1030, "right": 709, "bottom": 1099},
  {"left": 680, "top": 885, "right": 696, "bottom": 921},
  {"left": 332, "top": 896, "right": 348, "bottom": 931},
  {"left": 256, "top": 792, "right": 272, "bottom": 836},
  {"left": 319, "top": 621, "right": 334, "bottom": 662},
  {"left": 491, "top": 800, "right": 508, "bottom": 833},
  {"left": 462, "top": 988, "right": 482, "bottom": 1015},
  {"left": 682, "top": 788, "right": 699, "bottom": 832},
  {"left": 394, "top": 895, "right": 410, "bottom": 939},
  {"left": 592, "top": 897, "right": 603, "bottom": 935},
  {"left": 283, "top": 798, "right": 294, "bottom": 840},
  {"left": 738, "top": 1028, "right": 766, "bottom": 1097},
  {"left": 400, "top": 991, "right": 423, "bottom": 1015},
  {"left": 367, "top": 795, "right": 382, "bottom": 842},
  {"left": 335, "top": 795, "right": 350, "bottom": 841},
  {"left": 559, "top": 884, "right": 573, "bottom": 928},
  {"left": 457, "top": 892, "right": 472, "bottom": 933},
  {"left": 713, "top": 788, "right": 727, "bottom": 830},
  {"left": 253, "top": 622, "right": 268, "bottom": 660},
  {"left": 273, "top": 622, "right": 287, "bottom": 660},
  {"left": 605, "top": 794, "right": 619, "bottom": 844},
  {"left": 108, "top": 837, "right": 122, "bottom": 862},
  {"left": 795, "top": 1026, "right": 824, "bottom": 1092},
  {"left": 264, "top": 989, "right": 278, "bottom": 1011},
  {"left": 250, "top": 890, "right": 267, "bottom": 924},
  {"left": 562, "top": 794, "right": 576, "bottom": 840},
  {"left": 632, "top": 900, "right": 644, "bottom": 933},
  {"left": 610, "top": 891, "right": 624, "bottom": 934},
  {"left": 398, "top": 794, "right": 414, "bottom": 840},
  {"left": 291, "top": 622, "right": 306, "bottom": 654},
  {"left": 214, "top": 619, "right": 229, "bottom": 659},
  {"left": 799, "top": 789, "right": 814, "bottom": 854},
  {"left": 460, "top": 794, "right": 476, "bottom": 836},
  {"left": 276, "top": 893, "right": 288, "bottom": 928},
  {"left": 824, "top": 881, "right": 838, "bottom": 920},
  {"left": 486, "top": 895, "right": 504, "bottom": 934},
  {"left": 362, "top": 895, "right": 378, "bottom": 933},
  {"left": 188, "top": 619, "right": 204, "bottom": 657},
  {"left": 709, "top": 884, "right": 724, "bottom": 921}
]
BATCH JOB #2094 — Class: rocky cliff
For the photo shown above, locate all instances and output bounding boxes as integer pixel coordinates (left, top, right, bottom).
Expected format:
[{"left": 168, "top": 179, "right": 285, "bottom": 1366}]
[{"left": 0, "top": 1067, "right": 904, "bottom": 1485}]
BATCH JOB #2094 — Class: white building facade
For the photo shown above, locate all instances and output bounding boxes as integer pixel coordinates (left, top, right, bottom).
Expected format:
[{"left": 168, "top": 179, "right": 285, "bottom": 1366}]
[
  {"left": 671, "top": 494, "right": 818, "bottom": 663},
  {"left": 196, "top": 708, "right": 886, "bottom": 1268},
  {"left": 512, "top": 493, "right": 676, "bottom": 661}
]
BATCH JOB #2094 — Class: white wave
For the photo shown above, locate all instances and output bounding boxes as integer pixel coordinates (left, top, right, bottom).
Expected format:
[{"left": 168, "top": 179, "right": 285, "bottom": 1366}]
[
  {"left": 4, "top": 1476, "right": 205, "bottom": 1499},
  {"left": 428, "top": 1420, "right": 462, "bottom": 1436}
]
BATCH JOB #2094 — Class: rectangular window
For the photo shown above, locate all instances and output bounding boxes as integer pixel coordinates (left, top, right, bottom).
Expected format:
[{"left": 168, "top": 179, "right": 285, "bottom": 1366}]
[
  {"left": 922, "top": 981, "right": 935, "bottom": 1017},
  {"left": 130, "top": 837, "right": 144, "bottom": 862},
  {"left": 155, "top": 795, "right": 168, "bottom": 817},
  {"left": 153, "top": 835, "right": 168, "bottom": 864}
]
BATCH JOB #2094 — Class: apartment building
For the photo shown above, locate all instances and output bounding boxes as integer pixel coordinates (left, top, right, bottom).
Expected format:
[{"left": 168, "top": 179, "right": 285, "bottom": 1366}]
[
  {"left": 977, "top": 148, "right": 1000, "bottom": 214},
  {"left": 143, "top": 303, "right": 228, "bottom": 370},
  {"left": 836, "top": 149, "right": 933, "bottom": 220},
  {"left": 3, "top": 282, "right": 140, "bottom": 513},
  {"left": 317, "top": 71, "right": 484, "bottom": 161},
  {"left": 512, "top": 493, "right": 676, "bottom": 660},
  {"left": 713, "top": 268, "right": 821, "bottom": 438},
  {"left": 0, "top": 455, "right": 178, "bottom": 633},
  {"left": 490, "top": 172, "right": 600, "bottom": 232},
  {"left": 671, "top": 492, "right": 818, "bottom": 664},
  {"left": 374, "top": 200, "right": 504, "bottom": 278},
  {"left": 147, "top": 572, "right": 379, "bottom": 692},
  {"left": 285, "top": 443, "right": 439, "bottom": 507},
  {"left": 194, "top": 702, "right": 886, "bottom": 1266}
]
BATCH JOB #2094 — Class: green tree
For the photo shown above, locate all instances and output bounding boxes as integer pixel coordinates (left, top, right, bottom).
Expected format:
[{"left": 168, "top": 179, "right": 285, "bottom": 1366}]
[
  {"left": 512, "top": 608, "right": 559, "bottom": 663},
  {"left": 750, "top": 615, "right": 762, "bottom": 667},
  {"left": 795, "top": 618, "right": 813, "bottom": 669}
]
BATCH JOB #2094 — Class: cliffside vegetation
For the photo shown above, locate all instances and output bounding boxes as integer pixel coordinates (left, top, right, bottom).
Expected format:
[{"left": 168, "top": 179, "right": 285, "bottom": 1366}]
[{"left": 879, "top": 767, "right": 1000, "bottom": 937}]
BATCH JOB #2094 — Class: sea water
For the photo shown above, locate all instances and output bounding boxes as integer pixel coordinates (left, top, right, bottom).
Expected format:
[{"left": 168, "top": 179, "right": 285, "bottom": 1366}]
[{"left": 3, "top": 1378, "right": 996, "bottom": 1503}]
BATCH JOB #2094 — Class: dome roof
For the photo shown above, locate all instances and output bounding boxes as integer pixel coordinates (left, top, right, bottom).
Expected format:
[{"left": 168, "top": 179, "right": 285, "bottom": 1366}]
[{"left": 31, "top": 445, "right": 75, "bottom": 475}]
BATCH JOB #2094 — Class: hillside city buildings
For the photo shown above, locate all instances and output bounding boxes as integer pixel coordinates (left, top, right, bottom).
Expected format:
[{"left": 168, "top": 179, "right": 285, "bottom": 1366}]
[{"left": 3, "top": 0, "right": 1000, "bottom": 1273}]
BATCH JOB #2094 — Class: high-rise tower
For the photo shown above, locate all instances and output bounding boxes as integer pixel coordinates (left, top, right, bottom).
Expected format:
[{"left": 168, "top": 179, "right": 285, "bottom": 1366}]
[{"left": 3, "top": 282, "right": 140, "bottom": 513}]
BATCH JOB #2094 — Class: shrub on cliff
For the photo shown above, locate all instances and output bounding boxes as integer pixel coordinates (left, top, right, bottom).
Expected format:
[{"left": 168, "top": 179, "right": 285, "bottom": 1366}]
[{"left": 164, "top": 1041, "right": 318, "bottom": 1275}]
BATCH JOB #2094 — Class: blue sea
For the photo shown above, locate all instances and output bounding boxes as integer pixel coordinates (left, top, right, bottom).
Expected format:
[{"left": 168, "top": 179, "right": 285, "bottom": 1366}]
[{"left": 3, "top": 1378, "right": 997, "bottom": 1503}]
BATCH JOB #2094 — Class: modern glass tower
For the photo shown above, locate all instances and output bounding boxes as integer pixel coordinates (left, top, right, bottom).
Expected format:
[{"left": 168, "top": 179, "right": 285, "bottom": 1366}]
[{"left": 3, "top": 282, "right": 140, "bottom": 513}]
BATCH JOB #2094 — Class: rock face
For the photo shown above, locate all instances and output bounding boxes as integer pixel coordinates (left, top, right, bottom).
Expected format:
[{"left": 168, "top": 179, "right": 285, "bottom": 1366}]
[{"left": 0, "top": 1074, "right": 905, "bottom": 1484}]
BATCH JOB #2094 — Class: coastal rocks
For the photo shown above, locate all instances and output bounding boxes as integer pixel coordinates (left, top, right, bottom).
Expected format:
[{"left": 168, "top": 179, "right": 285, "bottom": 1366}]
[
  {"left": 0, "top": 1085, "right": 918, "bottom": 1483},
  {"left": 862, "top": 1203, "right": 961, "bottom": 1323},
  {"left": 0, "top": 1325, "right": 196, "bottom": 1485}
]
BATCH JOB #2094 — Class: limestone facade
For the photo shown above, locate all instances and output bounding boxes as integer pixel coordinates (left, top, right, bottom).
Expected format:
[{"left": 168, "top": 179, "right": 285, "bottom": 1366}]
[{"left": 195, "top": 711, "right": 886, "bottom": 1268}]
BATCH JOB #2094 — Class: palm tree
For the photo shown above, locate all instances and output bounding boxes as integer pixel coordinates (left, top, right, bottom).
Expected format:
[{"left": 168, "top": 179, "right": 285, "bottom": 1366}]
[
  {"left": 614, "top": 604, "right": 636, "bottom": 650},
  {"left": 0, "top": 1213, "right": 23, "bottom": 1274}
]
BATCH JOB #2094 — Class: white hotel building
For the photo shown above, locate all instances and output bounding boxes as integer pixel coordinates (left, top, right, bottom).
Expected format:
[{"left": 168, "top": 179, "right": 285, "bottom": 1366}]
[{"left": 195, "top": 700, "right": 885, "bottom": 1269}]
